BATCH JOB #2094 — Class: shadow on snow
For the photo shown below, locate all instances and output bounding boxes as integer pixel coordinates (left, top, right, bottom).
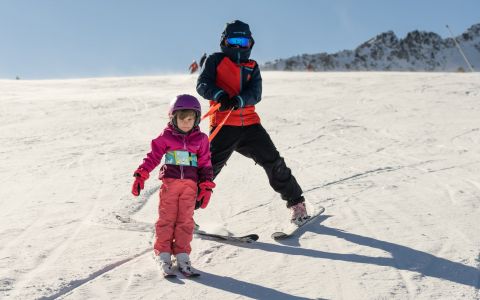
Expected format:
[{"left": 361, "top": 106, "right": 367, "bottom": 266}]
[
  {"left": 194, "top": 271, "right": 313, "bottom": 300},
  {"left": 240, "top": 215, "right": 479, "bottom": 289}
]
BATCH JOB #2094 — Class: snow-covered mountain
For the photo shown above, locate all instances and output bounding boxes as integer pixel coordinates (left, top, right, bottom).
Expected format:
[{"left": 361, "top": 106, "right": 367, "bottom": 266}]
[{"left": 263, "top": 23, "right": 480, "bottom": 72}]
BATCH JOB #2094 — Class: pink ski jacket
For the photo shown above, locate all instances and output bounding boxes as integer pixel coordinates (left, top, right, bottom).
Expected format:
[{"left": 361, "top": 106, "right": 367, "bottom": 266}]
[{"left": 138, "top": 123, "right": 213, "bottom": 183}]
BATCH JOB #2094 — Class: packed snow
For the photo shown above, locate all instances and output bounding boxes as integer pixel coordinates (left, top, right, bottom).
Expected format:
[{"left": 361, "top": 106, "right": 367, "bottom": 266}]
[{"left": 0, "top": 72, "right": 479, "bottom": 299}]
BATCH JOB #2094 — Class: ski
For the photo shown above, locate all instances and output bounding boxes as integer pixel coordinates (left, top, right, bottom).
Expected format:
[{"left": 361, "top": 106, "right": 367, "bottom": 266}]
[
  {"left": 180, "top": 270, "right": 201, "bottom": 278},
  {"left": 194, "top": 230, "right": 259, "bottom": 243},
  {"left": 271, "top": 206, "right": 326, "bottom": 240},
  {"left": 163, "top": 273, "right": 177, "bottom": 279},
  {"left": 116, "top": 214, "right": 258, "bottom": 243}
]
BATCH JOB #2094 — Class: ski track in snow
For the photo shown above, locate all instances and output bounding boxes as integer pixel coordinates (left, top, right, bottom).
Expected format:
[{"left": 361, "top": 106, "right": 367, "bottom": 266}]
[
  {"left": 37, "top": 248, "right": 152, "bottom": 300},
  {"left": 1, "top": 73, "right": 480, "bottom": 299}
]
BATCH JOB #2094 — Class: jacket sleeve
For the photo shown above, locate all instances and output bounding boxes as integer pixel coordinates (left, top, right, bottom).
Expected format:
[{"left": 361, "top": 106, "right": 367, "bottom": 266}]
[
  {"left": 236, "top": 63, "right": 262, "bottom": 107},
  {"left": 138, "top": 136, "right": 167, "bottom": 173},
  {"left": 196, "top": 134, "right": 214, "bottom": 183},
  {"left": 196, "top": 54, "right": 228, "bottom": 102}
]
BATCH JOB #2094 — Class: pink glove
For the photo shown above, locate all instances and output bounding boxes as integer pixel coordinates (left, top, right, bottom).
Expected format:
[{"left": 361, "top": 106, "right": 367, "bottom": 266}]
[
  {"left": 195, "top": 181, "right": 216, "bottom": 209},
  {"left": 131, "top": 168, "right": 149, "bottom": 196}
]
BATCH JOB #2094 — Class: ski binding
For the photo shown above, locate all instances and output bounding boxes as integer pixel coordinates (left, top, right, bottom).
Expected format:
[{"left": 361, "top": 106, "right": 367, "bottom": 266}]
[{"left": 271, "top": 206, "right": 325, "bottom": 240}]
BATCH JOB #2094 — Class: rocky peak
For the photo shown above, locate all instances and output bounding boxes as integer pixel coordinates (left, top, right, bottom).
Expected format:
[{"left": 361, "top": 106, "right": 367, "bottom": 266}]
[
  {"left": 262, "top": 23, "right": 480, "bottom": 72},
  {"left": 360, "top": 31, "right": 399, "bottom": 49}
]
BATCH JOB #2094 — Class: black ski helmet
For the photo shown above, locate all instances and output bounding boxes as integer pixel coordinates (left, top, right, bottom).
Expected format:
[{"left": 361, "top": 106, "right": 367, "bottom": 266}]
[{"left": 220, "top": 20, "right": 255, "bottom": 63}]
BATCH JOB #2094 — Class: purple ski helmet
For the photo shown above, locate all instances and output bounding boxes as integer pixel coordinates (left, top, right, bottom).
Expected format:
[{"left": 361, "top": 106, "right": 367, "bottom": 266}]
[{"left": 169, "top": 94, "right": 202, "bottom": 128}]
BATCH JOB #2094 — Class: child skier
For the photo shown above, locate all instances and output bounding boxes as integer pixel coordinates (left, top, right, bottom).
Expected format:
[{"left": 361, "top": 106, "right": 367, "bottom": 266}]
[
  {"left": 131, "top": 94, "right": 215, "bottom": 277},
  {"left": 196, "top": 20, "right": 310, "bottom": 225}
]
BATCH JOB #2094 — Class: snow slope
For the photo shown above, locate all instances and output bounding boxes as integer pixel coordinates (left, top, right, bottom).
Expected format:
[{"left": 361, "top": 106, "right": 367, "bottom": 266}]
[{"left": 0, "top": 72, "right": 479, "bottom": 299}]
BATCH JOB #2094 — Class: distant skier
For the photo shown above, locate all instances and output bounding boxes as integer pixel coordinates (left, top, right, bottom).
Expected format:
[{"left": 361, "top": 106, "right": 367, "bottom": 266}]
[
  {"left": 131, "top": 94, "right": 215, "bottom": 277},
  {"left": 189, "top": 60, "right": 199, "bottom": 74},
  {"left": 196, "top": 20, "right": 310, "bottom": 225}
]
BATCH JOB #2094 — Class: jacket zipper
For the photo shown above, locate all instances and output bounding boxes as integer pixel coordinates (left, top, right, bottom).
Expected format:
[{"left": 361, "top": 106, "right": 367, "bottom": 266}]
[
  {"left": 181, "top": 135, "right": 186, "bottom": 179},
  {"left": 239, "top": 66, "right": 244, "bottom": 126}
]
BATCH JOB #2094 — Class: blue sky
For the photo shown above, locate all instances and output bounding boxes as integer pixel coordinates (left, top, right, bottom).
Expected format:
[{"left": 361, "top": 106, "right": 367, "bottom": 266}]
[{"left": 0, "top": 0, "right": 478, "bottom": 79}]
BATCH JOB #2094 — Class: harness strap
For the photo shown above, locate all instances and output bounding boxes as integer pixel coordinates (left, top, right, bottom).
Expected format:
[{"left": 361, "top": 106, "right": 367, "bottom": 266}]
[
  {"left": 165, "top": 150, "right": 198, "bottom": 167},
  {"left": 201, "top": 103, "right": 221, "bottom": 121},
  {"left": 208, "top": 108, "right": 233, "bottom": 142},
  {"left": 200, "top": 102, "right": 233, "bottom": 142}
]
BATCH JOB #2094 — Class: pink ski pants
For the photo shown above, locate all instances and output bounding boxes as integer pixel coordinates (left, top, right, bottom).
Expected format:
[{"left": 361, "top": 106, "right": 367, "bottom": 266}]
[{"left": 153, "top": 178, "right": 197, "bottom": 255}]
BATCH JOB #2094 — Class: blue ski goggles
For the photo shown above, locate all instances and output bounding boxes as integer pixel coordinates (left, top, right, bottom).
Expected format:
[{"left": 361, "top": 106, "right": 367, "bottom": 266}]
[{"left": 226, "top": 37, "right": 251, "bottom": 48}]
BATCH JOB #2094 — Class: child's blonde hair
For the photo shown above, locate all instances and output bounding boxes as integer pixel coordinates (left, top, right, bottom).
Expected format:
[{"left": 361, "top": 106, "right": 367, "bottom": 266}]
[{"left": 176, "top": 109, "right": 197, "bottom": 120}]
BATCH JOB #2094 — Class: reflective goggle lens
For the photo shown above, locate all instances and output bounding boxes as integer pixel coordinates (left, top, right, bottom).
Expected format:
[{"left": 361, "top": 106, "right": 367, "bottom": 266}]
[{"left": 226, "top": 37, "right": 250, "bottom": 48}]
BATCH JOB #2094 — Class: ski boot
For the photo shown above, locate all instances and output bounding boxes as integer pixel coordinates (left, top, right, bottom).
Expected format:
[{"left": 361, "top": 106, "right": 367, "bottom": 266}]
[
  {"left": 175, "top": 253, "right": 200, "bottom": 277},
  {"left": 290, "top": 201, "right": 310, "bottom": 226},
  {"left": 156, "top": 252, "right": 176, "bottom": 278}
]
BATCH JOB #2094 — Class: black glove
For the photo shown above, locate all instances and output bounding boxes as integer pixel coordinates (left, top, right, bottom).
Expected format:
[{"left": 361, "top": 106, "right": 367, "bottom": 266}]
[
  {"left": 218, "top": 94, "right": 241, "bottom": 112},
  {"left": 217, "top": 93, "right": 231, "bottom": 112}
]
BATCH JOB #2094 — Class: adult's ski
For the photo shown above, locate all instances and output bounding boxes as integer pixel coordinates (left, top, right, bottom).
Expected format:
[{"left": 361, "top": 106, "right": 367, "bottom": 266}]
[
  {"left": 116, "top": 214, "right": 259, "bottom": 243},
  {"left": 194, "top": 229, "right": 259, "bottom": 243}
]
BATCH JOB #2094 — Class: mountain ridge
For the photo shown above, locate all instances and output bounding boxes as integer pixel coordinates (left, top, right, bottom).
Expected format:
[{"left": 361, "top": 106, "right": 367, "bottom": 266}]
[{"left": 262, "top": 23, "right": 480, "bottom": 72}]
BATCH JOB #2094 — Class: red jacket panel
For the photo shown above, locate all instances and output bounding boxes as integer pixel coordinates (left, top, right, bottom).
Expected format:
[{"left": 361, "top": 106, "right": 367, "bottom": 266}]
[{"left": 196, "top": 53, "right": 262, "bottom": 127}]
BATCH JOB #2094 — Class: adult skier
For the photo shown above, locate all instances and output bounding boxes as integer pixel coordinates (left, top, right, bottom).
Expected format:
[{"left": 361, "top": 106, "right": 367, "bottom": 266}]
[{"left": 196, "top": 20, "right": 310, "bottom": 225}]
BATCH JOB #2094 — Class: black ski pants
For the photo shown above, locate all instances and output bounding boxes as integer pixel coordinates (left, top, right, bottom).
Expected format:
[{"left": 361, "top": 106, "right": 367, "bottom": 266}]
[{"left": 210, "top": 124, "right": 303, "bottom": 207}]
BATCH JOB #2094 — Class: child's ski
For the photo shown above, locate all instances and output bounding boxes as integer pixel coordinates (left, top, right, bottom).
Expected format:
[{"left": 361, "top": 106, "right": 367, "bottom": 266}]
[
  {"left": 163, "top": 273, "right": 177, "bottom": 279},
  {"left": 194, "top": 230, "right": 259, "bottom": 243},
  {"left": 271, "top": 206, "right": 325, "bottom": 240},
  {"left": 180, "top": 269, "right": 201, "bottom": 278},
  {"left": 163, "top": 269, "right": 200, "bottom": 278}
]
